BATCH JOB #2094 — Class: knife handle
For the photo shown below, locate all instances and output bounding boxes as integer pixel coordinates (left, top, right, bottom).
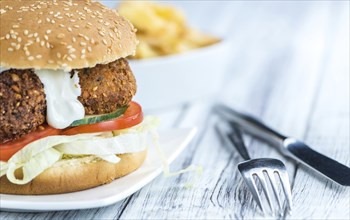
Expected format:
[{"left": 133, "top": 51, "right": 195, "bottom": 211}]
[{"left": 216, "top": 105, "right": 287, "bottom": 146}]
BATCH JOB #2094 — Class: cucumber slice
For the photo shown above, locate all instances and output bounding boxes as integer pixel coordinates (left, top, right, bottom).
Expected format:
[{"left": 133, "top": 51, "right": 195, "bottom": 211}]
[{"left": 69, "top": 105, "right": 128, "bottom": 127}]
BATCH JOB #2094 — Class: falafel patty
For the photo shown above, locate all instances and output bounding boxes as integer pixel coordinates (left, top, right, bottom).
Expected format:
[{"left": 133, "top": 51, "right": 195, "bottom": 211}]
[
  {"left": 78, "top": 58, "right": 136, "bottom": 115},
  {"left": 0, "top": 69, "right": 46, "bottom": 142},
  {"left": 0, "top": 58, "right": 136, "bottom": 142}
]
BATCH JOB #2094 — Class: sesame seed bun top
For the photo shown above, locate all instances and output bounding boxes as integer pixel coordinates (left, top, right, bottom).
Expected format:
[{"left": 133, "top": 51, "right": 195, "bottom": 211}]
[{"left": 0, "top": 0, "right": 138, "bottom": 71}]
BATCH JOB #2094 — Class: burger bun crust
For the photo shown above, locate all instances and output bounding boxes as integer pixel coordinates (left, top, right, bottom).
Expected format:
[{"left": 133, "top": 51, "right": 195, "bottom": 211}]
[{"left": 0, "top": 0, "right": 138, "bottom": 70}]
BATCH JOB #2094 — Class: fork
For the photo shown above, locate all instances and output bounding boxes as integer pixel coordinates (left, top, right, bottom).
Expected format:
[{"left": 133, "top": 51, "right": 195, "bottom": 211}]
[{"left": 216, "top": 123, "right": 293, "bottom": 215}]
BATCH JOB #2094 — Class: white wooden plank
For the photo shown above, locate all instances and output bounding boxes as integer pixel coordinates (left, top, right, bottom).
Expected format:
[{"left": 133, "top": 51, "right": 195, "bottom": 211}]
[{"left": 287, "top": 3, "right": 350, "bottom": 219}]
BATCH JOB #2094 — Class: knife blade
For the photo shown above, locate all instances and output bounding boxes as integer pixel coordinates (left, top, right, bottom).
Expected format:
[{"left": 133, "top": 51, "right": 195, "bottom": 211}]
[{"left": 215, "top": 104, "right": 350, "bottom": 186}]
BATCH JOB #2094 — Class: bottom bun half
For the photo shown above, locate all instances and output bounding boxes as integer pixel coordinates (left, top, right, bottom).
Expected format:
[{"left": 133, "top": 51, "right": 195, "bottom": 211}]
[{"left": 0, "top": 150, "right": 147, "bottom": 195}]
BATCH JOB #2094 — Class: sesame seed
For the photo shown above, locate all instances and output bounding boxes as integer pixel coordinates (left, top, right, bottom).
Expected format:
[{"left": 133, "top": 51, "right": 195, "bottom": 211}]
[
  {"left": 46, "top": 30, "right": 52, "bottom": 34},
  {"left": 57, "top": 52, "right": 61, "bottom": 58},
  {"left": 102, "top": 39, "right": 107, "bottom": 45},
  {"left": 44, "top": 35, "right": 49, "bottom": 40},
  {"left": 5, "top": 34, "right": 10, "bottom": 39},
  {"left": 28, "top": 56, "right": 34, "bottom": 61},
  {"left": 98, "top": 31, "right": 105, "bottom": 36},
  {"left": 67, "top": 27, "right": 73, "bottom": 32},
  {"left": 87, "top": 46, "right": 92, "bottom": 52},
  {"left": 15, "top": 44, "right": 21, "bottom": 50},
  {"left": 80, "top": 42, "right": 86, "bottom": 46},
  {"left": 57, "top": 33, "right": 65, "bottom": 39},
  {"left": 36, "top": 55, "right": 42, "bottom": 59},
  {"left": 8, "top": 48, "right": 14, "bottom": 52},
  {"left": 40, "top": 41, "right": 45, "bottom": 47},
  {"left": 38, "top": 19, "right": 42, "bottom": 24}
]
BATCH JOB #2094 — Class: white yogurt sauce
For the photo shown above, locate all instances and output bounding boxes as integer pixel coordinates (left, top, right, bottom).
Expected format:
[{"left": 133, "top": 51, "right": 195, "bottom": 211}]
[
  {"left": 0, "top": 66, "right": 9, "bottom": 73},
  {"left": 34, "top": 69, "right": 85, "bottom": 129}
]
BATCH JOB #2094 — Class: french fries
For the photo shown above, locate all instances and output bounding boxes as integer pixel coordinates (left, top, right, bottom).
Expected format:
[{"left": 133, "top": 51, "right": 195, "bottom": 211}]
[{"left": 117, "top": 1, "right": 220, "bottom": 59}]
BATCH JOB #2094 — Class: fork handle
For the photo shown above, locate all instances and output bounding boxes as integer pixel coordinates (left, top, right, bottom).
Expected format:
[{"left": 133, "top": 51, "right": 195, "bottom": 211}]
[{"left": 216, "top": 105, "right": 287, "bottom": 146}]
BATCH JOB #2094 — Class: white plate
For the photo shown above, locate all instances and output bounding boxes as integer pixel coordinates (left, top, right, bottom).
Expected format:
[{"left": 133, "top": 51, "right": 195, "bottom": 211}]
[{"left": 0, "top": 127, "right": 197, "bottom": 212}]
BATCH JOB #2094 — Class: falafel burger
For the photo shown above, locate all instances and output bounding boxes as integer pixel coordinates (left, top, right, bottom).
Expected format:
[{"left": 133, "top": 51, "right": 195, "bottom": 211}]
[{"left": 0, "top": 0, "right": 158, "bottom": 195}]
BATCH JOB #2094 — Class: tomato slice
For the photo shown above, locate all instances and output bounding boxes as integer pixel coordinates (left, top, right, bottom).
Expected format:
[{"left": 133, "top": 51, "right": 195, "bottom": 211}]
[
  {"left": 0, "top": 102, "right": 143, "bottom": 161},
  {"left": 0, "top": 125, "right": 61, "bottom": 161},
  {"left": 62, "top": 101, "right": 143, "bottom": 135}
]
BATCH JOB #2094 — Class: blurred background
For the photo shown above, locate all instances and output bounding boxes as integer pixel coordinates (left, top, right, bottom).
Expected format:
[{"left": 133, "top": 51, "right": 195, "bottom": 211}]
[{"left": 100, "top": 1, "right": 349, "bottom": 113}]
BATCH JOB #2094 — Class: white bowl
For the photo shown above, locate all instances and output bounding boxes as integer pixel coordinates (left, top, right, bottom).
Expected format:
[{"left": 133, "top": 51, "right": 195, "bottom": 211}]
[{"left": 130, "top": 39, "right": 231, "bottom": 112}]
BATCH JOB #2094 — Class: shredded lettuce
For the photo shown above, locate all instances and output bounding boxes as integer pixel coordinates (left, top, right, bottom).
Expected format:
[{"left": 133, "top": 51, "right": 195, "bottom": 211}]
[
  {"left": 6, "top": 148, "right": 62, "bottom": 184},
  {"left": 151, "top": 129, "right": 202, "bottom": 188},
  {"left": 1, "top": 116, "right": 201, "bottom": 187},
  {"left": 0, "top": 161, "right": 8, "bottom": 177},
  {"left": 0, "top": 117, "right": 158, "bottom": 185}
]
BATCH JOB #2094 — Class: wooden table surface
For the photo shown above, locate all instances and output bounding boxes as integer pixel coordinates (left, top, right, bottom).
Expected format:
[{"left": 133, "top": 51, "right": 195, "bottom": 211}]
[{"left": 1, "top": 1, "right": 349, "bottom": 219}]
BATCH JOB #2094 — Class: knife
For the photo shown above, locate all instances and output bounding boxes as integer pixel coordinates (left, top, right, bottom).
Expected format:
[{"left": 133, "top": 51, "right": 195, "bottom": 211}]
[{"left": 215, "top": 104, "right": 350, "bottom": 186}]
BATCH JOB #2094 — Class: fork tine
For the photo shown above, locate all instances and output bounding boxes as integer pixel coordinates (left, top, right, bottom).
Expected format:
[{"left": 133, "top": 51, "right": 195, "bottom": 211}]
[
  {"left": 241, "top": 173, "right": 266, "bottom": 215},
  {"left": 256, "top": 172, "right": 273, "bottom": 213},
  {"left": 266, "top": 170, "right": 283, "bottom": 211},
  {"left": 277, "top": 171, "right": 293, "bottom": 212}
]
